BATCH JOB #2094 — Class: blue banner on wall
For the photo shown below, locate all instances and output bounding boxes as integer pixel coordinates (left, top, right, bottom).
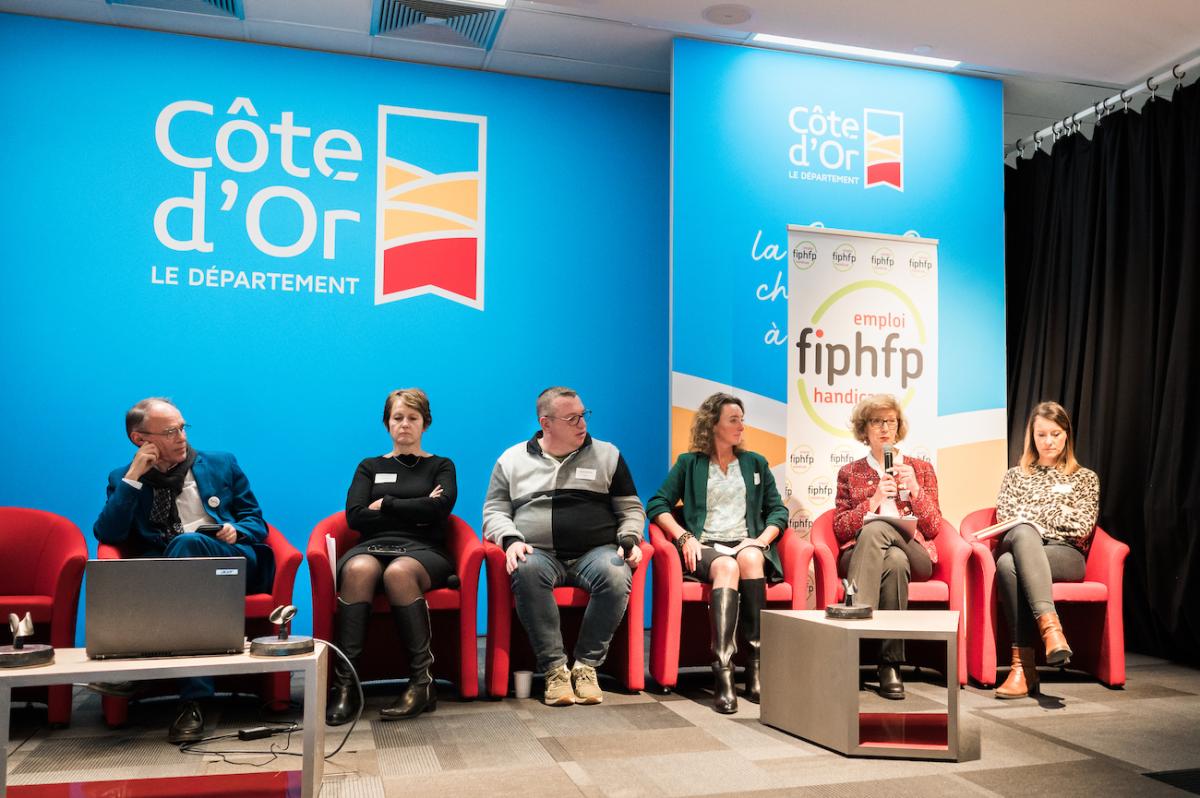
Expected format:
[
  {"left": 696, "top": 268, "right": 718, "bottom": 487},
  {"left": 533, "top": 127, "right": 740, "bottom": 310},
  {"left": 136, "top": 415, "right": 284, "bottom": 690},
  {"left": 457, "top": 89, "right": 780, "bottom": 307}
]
[
  {"left": 672, "top": 37, "right": 1004, "bottom": 413},
  {"left": 670, "top": 38, "right": 1007, "bottom": 534},
  {"left": 0, "top": 13, "right": 669, "bottom": 636}
]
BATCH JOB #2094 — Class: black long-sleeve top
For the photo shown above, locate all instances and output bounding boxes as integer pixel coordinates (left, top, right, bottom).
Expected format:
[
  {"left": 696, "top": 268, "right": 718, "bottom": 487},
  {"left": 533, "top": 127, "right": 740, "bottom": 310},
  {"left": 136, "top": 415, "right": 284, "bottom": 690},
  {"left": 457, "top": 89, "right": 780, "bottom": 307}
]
[{"left": 344, "top": 454, "right": 457, "bottom": 550}]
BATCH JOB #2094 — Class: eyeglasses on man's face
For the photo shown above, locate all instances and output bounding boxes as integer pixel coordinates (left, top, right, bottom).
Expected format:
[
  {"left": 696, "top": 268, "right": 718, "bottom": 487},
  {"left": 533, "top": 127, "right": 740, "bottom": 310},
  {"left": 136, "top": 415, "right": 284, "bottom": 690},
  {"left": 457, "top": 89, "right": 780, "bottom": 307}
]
[
  {"left": 868, "top": 418, "right": 899, "bottom": 429},
  {"left": 547, "top": 410, "right": 592, "bottom": 427},
  {"left": 138, "top": 424, "right": 192, "bottom": 439}
]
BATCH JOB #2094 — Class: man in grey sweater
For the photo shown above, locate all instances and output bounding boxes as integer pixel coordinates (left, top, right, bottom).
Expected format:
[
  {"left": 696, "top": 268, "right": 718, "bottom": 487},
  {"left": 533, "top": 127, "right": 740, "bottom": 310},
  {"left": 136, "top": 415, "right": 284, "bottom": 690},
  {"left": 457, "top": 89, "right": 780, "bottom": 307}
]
[{"left": 483, "top": 386, "right": 645, "bottom": 705}]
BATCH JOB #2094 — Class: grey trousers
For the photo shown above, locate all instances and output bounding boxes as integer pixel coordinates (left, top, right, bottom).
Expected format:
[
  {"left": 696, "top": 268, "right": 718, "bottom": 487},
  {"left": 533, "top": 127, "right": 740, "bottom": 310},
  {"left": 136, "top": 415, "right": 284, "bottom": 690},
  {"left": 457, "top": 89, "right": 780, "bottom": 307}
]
[
  {"left": 995, "top": 523, "right": 1085, "bottom": 646},
  {"left": 839, "top": 520, "right": 932, "bottom": 663}
]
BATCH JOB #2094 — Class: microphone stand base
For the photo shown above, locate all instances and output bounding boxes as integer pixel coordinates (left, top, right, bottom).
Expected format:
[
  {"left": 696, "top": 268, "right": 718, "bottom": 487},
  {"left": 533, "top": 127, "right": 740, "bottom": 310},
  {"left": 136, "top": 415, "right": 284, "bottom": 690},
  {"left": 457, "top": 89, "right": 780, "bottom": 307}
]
[
  {"left": 249, "top": 636, "right": 315, "bottom": 657},
  {"left": 825, "top": 604, "right": 873, "bottom": 620},
  {"left": 0, "top": 644, "right": 55, "bottom": 668}
]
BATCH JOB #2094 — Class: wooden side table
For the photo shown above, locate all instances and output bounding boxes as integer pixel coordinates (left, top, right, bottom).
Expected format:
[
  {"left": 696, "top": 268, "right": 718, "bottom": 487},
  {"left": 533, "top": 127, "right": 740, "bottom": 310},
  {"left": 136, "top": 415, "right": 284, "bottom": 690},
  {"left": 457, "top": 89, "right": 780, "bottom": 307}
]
[
  {"left": 1, "top": 643, "right": 327, "bottom": 797},
  {"left": 760, "top": 610, "right": 960, "bottom": 760}
]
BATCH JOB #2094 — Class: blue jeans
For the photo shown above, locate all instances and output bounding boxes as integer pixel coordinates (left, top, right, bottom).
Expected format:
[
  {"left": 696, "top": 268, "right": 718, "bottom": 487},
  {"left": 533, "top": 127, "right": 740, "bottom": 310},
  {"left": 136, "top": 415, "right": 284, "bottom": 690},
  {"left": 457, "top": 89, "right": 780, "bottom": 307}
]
[
  {"left": 510, "top": 545, "right": 632, "bottom": 673},
  {"left": 162, "top": 532, "right": 259, "bottom": 699}
]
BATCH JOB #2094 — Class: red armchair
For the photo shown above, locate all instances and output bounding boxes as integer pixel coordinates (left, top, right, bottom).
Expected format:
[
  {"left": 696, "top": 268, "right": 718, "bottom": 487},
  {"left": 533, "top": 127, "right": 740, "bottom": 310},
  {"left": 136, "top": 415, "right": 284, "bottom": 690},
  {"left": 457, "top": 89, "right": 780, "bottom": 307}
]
[
  {"left": 483, "top": 539, "right": 653, "bottom": 697},
  {"left": 97, "top": 523, "right": 302, "bottom": 726},
  {"left": 0, "top": 507, "right": 88, "bottom": 726},
  {"left": 960, "top": 507, "right": 1128, "bottom": 688},
  {"left": 648, "top": 514, "right": 813, "bottom": 690},
  {"left": 811, "top": 509, "right": 970, "bottom": 685},
  {"left": 307, "top": 512, "right": 483, "bottom": 698}
]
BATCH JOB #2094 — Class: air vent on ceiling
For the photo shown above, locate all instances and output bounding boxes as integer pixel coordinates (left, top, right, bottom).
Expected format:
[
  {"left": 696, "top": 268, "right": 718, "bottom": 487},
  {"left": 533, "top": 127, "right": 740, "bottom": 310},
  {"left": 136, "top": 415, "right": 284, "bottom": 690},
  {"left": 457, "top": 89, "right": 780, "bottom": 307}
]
[
  {"left": 371, "top": 0, "right": 503, "bottom": 50},
  {"left": 106, "top": 0, "right": 243, "bottom": 19}
]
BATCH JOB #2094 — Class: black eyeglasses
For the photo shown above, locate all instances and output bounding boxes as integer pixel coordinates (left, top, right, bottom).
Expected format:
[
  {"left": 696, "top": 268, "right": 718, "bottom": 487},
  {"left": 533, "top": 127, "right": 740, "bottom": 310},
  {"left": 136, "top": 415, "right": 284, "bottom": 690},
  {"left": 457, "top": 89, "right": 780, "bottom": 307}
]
[
  {"left": 867, "top": 418, "right": 899, "bottom": 429},
  {"left": 545, "top": 410, "right": 592, "bottom": 427},
  {"left": 138, "top": 424, "right": 192, "bottom": 439}
]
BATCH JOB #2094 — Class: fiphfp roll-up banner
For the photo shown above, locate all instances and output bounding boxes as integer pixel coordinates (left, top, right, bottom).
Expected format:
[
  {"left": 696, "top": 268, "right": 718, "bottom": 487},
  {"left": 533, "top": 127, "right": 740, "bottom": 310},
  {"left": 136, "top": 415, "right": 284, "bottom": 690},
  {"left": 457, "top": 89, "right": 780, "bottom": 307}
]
[{"left": 786, "top": 225, "right": 939, "bottom": 517}]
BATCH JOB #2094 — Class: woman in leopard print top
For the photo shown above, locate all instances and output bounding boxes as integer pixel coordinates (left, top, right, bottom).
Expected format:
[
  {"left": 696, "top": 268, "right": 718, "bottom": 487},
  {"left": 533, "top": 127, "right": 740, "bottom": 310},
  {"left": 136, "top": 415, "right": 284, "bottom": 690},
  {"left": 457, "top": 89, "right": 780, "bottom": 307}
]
[{"left": 992, "top": 401, "right": 1099, "bottom": 699}]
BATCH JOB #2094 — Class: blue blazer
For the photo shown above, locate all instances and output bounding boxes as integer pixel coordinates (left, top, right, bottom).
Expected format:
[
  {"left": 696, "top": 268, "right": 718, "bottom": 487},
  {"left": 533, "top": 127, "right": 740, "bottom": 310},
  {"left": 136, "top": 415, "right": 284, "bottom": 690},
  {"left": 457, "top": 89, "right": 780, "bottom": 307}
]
[{"left": 93, "top": 450, "right": 274, "bottom": 593}]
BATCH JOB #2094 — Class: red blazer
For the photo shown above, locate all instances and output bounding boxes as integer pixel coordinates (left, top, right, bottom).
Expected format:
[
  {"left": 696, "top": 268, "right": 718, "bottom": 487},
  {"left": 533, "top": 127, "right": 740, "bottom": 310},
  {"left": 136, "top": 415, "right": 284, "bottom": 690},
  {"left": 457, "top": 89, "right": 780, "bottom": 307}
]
[{"left": 833, "top": 456, "right": 942, "bottom": 564}]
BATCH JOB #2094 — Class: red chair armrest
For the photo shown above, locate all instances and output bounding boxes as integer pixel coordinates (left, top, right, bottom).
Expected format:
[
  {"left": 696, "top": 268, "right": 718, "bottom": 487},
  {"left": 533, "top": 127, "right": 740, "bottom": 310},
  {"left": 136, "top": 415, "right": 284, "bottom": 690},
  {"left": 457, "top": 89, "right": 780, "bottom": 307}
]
[
  {"left": 97, "top": 542, "right": 128, "bottom": 560},
  {"left": 776, "top": 526, "right": 814, "bottom": 609},
  {"left": 930, "top": 520, "right": 971, "bottom": 585},
  {"left": 306, "top": 515, "right": 344, "bottom": 642},
  {"left": 266, "top": 525, "right": 302, "bottom": 606},
  {"left": 445, "top": 515, "right": 485, "bottom": 577},
  {"left": 811, "top": 541, "right": 839, "bottom": 609},
  {"left": 1084, "top": 526, "right": 1129, "bottom": 587}
]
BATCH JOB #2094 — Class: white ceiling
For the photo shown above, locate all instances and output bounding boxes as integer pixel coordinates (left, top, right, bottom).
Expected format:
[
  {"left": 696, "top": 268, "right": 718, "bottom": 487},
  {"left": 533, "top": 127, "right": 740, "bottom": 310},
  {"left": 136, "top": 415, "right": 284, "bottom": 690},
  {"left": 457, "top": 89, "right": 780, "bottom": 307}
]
[{"left": 3, "top": 0, "right": 1199, "bottom": 156}]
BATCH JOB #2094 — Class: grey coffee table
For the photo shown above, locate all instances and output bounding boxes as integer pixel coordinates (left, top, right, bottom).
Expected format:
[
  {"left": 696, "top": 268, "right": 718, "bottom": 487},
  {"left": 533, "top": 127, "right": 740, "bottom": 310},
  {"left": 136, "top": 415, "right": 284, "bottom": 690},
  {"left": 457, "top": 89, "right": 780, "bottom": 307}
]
[{"left": 760, "top": 609, "right": 960, "bottom": 760}]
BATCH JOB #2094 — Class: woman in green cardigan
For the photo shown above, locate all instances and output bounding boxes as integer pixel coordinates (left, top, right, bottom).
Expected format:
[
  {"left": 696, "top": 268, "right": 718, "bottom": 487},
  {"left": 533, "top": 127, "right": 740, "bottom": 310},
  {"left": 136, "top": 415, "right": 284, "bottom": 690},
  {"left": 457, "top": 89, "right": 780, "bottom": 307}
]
[{"left": 647, "top": 392, "right": 789, "bottom": 714}]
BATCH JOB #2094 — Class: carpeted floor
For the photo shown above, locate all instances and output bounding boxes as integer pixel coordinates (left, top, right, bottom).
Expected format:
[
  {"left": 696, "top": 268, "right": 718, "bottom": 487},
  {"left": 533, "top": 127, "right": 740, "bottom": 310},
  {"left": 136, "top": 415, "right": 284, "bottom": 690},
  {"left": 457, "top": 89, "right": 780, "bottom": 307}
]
[{"left": 6, "top": 650, "right": 1200, "bottom": 796}]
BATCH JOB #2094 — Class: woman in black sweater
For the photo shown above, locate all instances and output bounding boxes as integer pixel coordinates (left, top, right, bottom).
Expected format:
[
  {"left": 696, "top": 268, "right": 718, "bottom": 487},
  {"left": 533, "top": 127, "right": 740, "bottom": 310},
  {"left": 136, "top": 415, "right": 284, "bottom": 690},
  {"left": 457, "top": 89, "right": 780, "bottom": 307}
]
[{"left": 327, "top": 388, "right": 457, "bottom": 725}]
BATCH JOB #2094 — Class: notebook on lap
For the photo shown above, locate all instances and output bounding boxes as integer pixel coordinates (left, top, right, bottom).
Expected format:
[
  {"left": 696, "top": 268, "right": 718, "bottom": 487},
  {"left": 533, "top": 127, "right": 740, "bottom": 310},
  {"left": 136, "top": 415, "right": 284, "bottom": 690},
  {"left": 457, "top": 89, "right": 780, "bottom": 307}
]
[{"left": 85, "top": 557, "right": 246, "bottom": 659}]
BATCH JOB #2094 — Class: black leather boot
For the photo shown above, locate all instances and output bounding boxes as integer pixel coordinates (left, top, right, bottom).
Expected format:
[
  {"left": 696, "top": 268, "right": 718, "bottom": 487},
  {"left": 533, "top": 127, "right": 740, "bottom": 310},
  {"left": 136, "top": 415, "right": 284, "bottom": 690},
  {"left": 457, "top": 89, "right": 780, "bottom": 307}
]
[
  {"left": 380, "top": 598, "right": 437, "bottom": 720},
  {"left": 326, "top": 599, "right": 370, "bottom": 726},
  {"left": 877, "top": 663, "right": 905, "bottom": 700},
  {"left": 710, "top": 587, "right": 739, "bottom": 714},
  {"left": 739, "top": 577, "right": 766, "bottom": 703}
]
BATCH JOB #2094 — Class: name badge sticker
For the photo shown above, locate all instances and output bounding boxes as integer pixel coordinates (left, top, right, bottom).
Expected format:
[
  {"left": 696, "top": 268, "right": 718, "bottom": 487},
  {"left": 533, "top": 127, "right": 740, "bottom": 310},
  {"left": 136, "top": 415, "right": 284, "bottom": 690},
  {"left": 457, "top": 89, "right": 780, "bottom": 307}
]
[
  {"left": 375, "top": 473, "right": 398, "bottom": 484},
  {"left": 216, "top": 568, "right": 239, "bottom": 576},
  {"left": 754, "top": 473, "right": 761, "bottom": 485},
  {"left": 1052, "top": 483, "right": 1073, "bottom": 494},
  {"left": 575, "top": 467, "right": 597, "bottom": 480}
]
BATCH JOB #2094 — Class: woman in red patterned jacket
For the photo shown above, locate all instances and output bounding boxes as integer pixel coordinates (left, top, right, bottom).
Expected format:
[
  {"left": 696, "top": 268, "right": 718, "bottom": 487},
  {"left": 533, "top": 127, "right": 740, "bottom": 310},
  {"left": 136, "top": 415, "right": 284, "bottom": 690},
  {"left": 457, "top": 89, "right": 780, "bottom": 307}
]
[{"left": 834, "top": 394, "right": 942, "bottom": 700}]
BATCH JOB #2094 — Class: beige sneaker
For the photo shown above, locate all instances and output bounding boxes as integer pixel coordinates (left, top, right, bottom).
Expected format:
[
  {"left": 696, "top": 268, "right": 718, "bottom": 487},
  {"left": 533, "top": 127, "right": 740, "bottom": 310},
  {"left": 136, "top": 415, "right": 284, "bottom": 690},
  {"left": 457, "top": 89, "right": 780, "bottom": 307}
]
[
  {"left": 571, "top": 663, "right": 603, "bottom": 705},
  {"left": 543, "top": 664, "right": 575, "bottom": 706}
]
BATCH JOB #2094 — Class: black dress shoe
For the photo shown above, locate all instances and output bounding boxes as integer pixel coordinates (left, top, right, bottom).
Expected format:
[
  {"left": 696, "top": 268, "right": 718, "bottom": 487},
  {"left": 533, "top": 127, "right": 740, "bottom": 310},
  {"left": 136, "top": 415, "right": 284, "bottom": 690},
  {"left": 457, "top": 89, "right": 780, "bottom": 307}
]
[
  {"left": 877, "top": 664, "right": 905, "bottom": 700},
  {"left": 167, "top": 700, "right": 205, "bottom": 744}
]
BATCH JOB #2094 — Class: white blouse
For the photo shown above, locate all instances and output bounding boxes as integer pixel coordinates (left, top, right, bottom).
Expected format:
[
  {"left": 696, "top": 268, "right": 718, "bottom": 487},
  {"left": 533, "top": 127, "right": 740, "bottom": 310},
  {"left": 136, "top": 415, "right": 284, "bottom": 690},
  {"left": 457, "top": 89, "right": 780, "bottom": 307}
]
[{"left": 702, "top": 458, "right": 749, "bottom": 543}]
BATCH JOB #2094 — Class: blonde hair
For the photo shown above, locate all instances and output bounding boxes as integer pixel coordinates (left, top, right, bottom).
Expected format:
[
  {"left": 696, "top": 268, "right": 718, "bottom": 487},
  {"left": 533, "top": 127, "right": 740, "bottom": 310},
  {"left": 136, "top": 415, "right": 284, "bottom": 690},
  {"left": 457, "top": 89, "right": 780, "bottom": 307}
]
[
  {"left": 1019, "top": 401, "right": 1080, "bottom": 474},
  {"left": 689, "top": 392, "right": 745, "bottom": 457},
  {"left": 848, "top": 394, "right": 908, "bottom": 445},
  {"left": 383, "top": 388, "right": 432, "bottom": 429}
]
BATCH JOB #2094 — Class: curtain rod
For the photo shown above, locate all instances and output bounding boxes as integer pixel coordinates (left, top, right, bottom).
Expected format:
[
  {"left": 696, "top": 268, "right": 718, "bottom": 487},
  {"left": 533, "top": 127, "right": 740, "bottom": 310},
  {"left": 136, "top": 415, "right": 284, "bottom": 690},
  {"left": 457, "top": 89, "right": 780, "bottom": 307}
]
[{"left": 1008, "top": 54, "right": 1200, "bottom": 158}]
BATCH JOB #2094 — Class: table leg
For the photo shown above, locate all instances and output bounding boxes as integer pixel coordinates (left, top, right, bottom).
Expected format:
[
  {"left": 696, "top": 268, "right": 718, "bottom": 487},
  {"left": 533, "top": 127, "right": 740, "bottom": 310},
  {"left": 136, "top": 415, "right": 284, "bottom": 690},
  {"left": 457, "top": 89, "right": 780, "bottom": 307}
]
[
  {"left": 301, "top": 647, "right": 327, "bottom": 798},
  {"left": 2, "top": 683, "right": 11, "bottom": 795}
]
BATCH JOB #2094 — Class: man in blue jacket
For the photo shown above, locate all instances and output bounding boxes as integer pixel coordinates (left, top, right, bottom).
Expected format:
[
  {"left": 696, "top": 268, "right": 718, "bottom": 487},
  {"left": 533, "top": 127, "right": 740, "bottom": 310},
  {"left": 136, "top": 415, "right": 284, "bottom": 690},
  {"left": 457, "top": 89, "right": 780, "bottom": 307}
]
[{"left": 93, "top": 397, "right": 274, "bottom": 743}]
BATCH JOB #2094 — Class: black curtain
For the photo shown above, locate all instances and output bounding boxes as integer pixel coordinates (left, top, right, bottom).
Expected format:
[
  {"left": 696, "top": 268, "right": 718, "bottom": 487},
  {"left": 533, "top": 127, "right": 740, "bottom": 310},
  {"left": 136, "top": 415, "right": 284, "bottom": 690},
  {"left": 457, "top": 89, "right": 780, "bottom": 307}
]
[{"left": 1005, "top": 79, "right": 1200, "bottom": 664}]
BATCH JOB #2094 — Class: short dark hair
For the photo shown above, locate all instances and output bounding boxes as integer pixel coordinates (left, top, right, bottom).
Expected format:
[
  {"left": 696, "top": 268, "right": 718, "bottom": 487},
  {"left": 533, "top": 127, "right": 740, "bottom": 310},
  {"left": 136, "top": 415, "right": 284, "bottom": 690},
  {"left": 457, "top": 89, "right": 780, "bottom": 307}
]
[
  {"left": 382, "top": 388, "right": 432, "bottom": 429},
  {"left": 125, "top": 397, "right": 177, "bottom": 440},
  {"left": 536, "top": 386, "right": 578, "bottom": 419}
]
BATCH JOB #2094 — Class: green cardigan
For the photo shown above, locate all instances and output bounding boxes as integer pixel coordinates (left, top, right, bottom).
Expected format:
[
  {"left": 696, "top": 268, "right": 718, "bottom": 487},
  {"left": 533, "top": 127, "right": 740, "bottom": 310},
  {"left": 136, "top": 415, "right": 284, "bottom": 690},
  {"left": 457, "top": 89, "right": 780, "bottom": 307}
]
[{"left": 646, "top": 450, "right": 789, "bottom": 575}]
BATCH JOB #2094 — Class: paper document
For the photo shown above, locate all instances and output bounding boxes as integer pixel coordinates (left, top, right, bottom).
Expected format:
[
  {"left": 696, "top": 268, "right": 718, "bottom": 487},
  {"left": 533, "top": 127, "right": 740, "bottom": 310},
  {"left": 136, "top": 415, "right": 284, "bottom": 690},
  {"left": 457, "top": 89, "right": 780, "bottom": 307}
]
[
  {"left": 972, "top": 518, "right": 1044, "bottom": 541},
  {"left": 712, "top": 541, "right": 766, "bottom": 555},
  {"left": 325, "top": 534, "right": 337, "bottom": 581},
  {"left": 864, "top": 513, "right": 918, "bottom": 537}
]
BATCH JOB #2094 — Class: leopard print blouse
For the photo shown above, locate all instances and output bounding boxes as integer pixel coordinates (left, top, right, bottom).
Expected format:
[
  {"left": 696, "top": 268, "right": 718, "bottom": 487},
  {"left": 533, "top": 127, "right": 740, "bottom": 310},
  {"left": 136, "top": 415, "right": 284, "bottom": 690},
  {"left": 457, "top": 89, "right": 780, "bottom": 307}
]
[{"left": 995, "top": 465, "right": 1100, "bottom": 552}]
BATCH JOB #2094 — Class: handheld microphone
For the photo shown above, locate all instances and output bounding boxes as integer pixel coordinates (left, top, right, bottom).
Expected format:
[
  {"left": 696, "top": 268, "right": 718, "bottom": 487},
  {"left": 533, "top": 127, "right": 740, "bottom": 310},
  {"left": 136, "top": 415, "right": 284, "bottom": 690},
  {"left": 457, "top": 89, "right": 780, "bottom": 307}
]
[
  {"left": 618, "top": 533, "right": 639, "bottom": 558},
  {"left": 883, "top": 444, "right": 894, "bottom": 474}
]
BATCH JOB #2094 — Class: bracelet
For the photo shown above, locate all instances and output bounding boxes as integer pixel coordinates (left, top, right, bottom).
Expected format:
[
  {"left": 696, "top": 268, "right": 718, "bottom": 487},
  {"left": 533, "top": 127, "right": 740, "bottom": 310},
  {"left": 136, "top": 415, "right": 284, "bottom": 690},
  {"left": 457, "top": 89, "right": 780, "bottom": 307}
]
[{"left": 675, "top": 532, "right": 695, "bottom": 548}]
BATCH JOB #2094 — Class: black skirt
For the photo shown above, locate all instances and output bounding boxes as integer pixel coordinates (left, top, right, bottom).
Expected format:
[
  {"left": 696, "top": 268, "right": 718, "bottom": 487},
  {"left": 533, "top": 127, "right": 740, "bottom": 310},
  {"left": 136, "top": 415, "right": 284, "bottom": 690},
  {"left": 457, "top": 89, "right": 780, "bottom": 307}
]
[{"left": 336, "top": 537, "right": 455, "bottom": 589}]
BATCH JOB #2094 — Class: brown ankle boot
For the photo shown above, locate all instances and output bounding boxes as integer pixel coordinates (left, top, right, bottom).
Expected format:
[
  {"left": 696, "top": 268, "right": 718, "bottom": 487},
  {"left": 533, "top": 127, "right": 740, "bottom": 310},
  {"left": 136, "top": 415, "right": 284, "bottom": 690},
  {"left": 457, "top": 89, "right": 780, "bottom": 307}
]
[
  {"left": 995, "top": 646, "right": 1039, "bottom": 699},
  {"left": 1036, "top": 612, "right": 1072, "bottom": 666}
]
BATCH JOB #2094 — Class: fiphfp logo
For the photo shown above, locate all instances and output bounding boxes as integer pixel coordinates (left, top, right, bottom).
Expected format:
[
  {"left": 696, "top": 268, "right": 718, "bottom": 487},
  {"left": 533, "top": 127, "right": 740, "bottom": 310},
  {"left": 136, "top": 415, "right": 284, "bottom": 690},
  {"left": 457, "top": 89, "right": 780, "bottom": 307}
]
[
  {"left": 863, "top": 109, "right": 903, "bottom": 191},
  {"left": 376, "top": 107, "right": 486, "bottom": 308},
  {"left": 793, "top": 280, "right": 928, "bottom": 436}
]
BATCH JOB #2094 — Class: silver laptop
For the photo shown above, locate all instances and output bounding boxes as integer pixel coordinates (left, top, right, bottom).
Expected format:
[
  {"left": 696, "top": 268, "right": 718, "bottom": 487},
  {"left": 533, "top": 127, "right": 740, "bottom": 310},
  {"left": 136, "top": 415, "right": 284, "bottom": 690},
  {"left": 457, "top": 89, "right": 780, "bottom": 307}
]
[{"left": 86, "top": 557, "right": 246, "bottom": 659}]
